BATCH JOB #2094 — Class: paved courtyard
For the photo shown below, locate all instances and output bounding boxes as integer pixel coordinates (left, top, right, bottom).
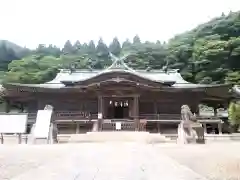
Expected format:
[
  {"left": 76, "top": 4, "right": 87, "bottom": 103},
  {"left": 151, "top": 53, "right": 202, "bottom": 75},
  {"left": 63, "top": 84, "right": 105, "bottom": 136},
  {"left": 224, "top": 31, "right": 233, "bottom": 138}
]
[{"left": 0, "top": 142, "right": 239, "bottom": 180}]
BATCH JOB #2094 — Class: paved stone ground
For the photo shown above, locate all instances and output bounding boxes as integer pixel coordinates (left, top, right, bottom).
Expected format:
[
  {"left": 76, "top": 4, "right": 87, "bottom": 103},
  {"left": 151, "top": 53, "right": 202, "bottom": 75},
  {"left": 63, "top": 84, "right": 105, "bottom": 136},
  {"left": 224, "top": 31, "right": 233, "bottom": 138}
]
[
  {"left": 1, "top": 142, "right": 240, "bottom": 180},
  {"left": 0, "top": 143, "right": 207, "bottom": 180},
  {"left": 157, "top": 142, "right": 240, "bottom": 180}
]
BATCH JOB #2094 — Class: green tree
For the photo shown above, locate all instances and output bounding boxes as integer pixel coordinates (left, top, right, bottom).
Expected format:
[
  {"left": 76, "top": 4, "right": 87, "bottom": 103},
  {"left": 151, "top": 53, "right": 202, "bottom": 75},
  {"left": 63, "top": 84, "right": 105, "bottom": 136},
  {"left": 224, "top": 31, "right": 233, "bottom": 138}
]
[
  {"left": 228, "top": 101, "right": 240, "bottom": 131},
  {"left": 96, "top": 38, "right": 109, "bottom": 56},
  {"left": 94, "top": 38, "right": 110, "bottom": 69},
  {"left": 73, "top": 40, "right": 82, "bottom": 53},
  {"left": 62, "top": 40, "right": 74, "bottom": 54},
  {"left": 87, "top": 40, "right": 96, "bottom": 57},
  {"left": 0, "top": 42, "right": 18, "bottom": 71},
  {"left": 35, "top": 44, "right": 61, "bottom": 57},
  {"left": 133, "top": 35, "right": 141, "bottom": 44},
  {"left": 122, "top": 39, "right": 131, "bottom": 48},
  {"left": 225, "top": 71, "right": 240, "bottom": 85},
  {"left": 109, "top": 37, "right": 121, "bottom": 56},
  {"left": 4, "top": 55, "right": 61, "bottom": 84}
]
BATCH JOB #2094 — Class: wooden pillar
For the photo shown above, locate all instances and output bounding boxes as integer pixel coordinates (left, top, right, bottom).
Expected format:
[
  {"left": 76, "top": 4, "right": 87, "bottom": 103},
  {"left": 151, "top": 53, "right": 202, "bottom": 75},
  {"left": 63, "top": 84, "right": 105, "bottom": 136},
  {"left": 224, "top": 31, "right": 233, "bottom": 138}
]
[
  {"left": 20, "top": 103, "right": 24, "bottom": 113},
  {"left": 133, "top": 95, "right": 139, "bottom": 131},
  {"left": 76, "top": 123, "right": 80, "bottom": 134},
  {"left": 154, "top": 102, "right": 157, "bottom": 119},
  {"left": 196, "top": 105, "right": 200, "bottom": 116},
  {"left": 157, "top": 122, "right": 160, "bottom": 133},
  {"left": 214, "top": 107, "right": 217, "bottom": 116},
  {"left": 97, "top": 96, "right": 104, "bottom": 131},
  {"left": 203, "top": 123, "right": 207, "bottom": 134},
  {"left": 5, "top": 99, "right": 10, "bottom": 113}
]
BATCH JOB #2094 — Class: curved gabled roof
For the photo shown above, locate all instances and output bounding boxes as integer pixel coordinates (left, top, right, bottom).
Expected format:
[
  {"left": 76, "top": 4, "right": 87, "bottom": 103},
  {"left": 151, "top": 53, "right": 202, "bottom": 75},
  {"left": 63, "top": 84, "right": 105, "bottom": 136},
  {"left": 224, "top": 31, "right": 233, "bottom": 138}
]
[
  {"left": 60, "top": 69, "right": 176, "bottom": 86},
  {"left": 47, "top": 69, "right": 184, "bottom": 84}
]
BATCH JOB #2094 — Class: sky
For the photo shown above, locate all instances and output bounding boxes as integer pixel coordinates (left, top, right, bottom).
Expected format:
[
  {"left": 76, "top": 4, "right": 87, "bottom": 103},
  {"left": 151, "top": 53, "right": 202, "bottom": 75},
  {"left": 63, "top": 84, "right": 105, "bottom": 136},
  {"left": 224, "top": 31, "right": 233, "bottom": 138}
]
[{"left": 0, "top": 0, "right": 239, "bottom": 49}]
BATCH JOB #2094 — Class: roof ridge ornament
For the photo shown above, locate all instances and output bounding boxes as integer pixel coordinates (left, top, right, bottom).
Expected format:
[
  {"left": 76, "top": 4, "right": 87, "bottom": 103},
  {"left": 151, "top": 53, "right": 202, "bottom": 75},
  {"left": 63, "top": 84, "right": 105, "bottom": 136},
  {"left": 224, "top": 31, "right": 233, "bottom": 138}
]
[{"left": 106, "top": 53, "right": 135, "bottom": 72}]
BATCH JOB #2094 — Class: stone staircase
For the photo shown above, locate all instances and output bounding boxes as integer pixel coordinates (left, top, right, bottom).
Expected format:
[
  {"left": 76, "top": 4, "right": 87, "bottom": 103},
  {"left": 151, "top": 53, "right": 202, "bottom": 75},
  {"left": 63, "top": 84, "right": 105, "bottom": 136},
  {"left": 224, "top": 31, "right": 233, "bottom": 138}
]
[
  {"left": 67, "top": 131, "right": 171, "bottom": 143},
  {"left": 102, "top": 122, "right": 135, "bottom": 131}
]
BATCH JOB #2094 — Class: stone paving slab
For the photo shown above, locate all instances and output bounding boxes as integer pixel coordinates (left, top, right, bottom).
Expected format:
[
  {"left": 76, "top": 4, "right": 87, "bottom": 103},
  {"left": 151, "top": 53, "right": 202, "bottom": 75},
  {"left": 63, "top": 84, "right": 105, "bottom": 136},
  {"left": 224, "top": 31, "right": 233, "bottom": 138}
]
[
  {"left": 156, "top": 142, "right": 240, "bottom": 180},
  {"left": 8, "top": 143, "right": 207, "bottom": 180}
]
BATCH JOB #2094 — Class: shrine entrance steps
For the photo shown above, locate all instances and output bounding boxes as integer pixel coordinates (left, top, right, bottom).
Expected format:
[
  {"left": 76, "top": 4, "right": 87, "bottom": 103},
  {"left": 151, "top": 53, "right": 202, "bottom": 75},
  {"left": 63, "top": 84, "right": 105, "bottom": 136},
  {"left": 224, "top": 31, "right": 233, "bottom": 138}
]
[
  {"left": 67, "top": 131, "right": 171, "bottom": 143},
  {"left": 101, "top": 120, "right": 147, "bottom": 131},
  {"left": 102, "top": 122, "right": 136, "bottom": 131}
]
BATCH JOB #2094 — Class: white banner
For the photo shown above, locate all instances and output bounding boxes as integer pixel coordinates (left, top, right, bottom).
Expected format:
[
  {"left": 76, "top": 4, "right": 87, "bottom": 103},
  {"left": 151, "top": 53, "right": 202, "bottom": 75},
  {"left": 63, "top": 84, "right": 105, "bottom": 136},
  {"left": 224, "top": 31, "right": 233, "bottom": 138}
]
[
  {"left": 0, "top": 114, "right": 27, "bottom": 133},
  {"left": 34, "top": 110, "right": 52, "bottom": 138}
]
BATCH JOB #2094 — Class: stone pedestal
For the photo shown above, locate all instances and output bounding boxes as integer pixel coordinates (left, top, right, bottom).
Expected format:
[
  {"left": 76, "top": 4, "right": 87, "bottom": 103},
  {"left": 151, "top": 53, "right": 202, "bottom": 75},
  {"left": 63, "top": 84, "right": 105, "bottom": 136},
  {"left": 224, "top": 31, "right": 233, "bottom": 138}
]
[
  {"left": 177, "top": 121, "right": 205, "bottom": 144},
  {"left": 177, "top": 123, "right": 188, "bottom": 144},
  {"left": 191, "top": 122, "right": 205, "bottom": 144}
]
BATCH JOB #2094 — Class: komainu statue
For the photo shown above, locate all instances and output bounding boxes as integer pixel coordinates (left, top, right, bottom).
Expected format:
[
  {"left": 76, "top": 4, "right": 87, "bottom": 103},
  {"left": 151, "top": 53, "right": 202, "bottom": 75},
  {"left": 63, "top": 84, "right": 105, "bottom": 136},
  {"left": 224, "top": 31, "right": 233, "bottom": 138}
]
[{"left": 177, "top": 105, "right": 205, "bottom": 144}]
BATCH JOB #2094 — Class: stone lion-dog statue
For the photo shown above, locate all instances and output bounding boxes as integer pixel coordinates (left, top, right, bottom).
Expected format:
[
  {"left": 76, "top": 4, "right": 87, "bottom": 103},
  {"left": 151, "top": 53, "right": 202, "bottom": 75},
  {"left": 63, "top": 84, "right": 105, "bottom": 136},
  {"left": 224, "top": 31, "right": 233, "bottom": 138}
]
[{"left": 177, "top": 105, "right": 205, "bottom": 144}]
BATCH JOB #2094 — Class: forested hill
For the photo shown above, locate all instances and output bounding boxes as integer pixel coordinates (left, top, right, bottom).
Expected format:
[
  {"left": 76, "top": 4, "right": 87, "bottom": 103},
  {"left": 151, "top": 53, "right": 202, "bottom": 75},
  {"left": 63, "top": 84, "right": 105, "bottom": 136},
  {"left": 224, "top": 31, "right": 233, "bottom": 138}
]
[
  {"left": 2, "top": 11, "right": 240, "bottom": 85},
  {"left": 0, "top": 40, "right": 30, "bottom": 71},
  {"left": 167, "top": 11, "right": 240, "bottom": 84}
]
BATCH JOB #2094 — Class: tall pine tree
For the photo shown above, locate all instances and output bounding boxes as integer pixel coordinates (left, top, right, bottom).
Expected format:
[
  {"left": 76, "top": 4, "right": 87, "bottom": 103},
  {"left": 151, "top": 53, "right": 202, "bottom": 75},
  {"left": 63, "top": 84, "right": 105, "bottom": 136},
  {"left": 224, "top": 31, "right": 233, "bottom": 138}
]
[
  {"left": 109, "top": 37, "right": 121, "bottom": 56},
  {"left": 62, "top": 40, "right": 74, "bottom": 54}
]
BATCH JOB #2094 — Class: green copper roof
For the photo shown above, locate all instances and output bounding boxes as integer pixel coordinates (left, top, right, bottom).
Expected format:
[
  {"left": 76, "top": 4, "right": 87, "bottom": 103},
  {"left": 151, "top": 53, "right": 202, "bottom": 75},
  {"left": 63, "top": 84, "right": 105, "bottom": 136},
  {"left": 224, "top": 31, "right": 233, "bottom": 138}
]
[
  {"left": 5, "top": 69, "right": 230, "bottom": 90},
  {"left": 44, "top": 69, "right": 182, "bottom": 85}
]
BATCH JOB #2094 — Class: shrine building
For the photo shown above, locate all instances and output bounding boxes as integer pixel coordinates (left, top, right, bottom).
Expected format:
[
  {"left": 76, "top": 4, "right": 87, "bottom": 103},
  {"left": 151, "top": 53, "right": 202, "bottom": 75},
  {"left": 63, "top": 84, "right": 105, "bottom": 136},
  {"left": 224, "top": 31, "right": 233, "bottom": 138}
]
[{"left": 2, "top": 56, "right": 231, "bottom": 134}]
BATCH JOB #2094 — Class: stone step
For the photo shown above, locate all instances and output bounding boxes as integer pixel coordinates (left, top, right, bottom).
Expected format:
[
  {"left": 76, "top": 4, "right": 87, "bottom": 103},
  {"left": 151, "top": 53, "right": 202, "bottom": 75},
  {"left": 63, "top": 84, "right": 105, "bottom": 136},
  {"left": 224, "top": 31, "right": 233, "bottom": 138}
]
[
  {"left": 165, "top": 134, "right": 240, "bottom": 143},
  {"left": 68, "top": 131, "right": 171, "bottom": 143},
  {"left": 102, "top": 122, "right": 135, "bottom": 131},
  {"left": 205, "top": 134, "right": 240, "bottom": 141}
]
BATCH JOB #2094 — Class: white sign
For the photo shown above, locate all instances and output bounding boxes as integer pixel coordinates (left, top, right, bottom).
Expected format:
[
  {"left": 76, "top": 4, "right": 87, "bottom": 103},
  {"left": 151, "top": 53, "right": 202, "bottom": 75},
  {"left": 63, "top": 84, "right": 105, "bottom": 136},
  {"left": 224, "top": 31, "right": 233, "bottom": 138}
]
[
  {"left": 34, "top": 110, "right": 52, "bottom": 138},
  {"left": 116, "top": 122, "right": 121, "bottom": 130},
  {"left": 0, "top": 114, "right": 27, "bottom": 133}
]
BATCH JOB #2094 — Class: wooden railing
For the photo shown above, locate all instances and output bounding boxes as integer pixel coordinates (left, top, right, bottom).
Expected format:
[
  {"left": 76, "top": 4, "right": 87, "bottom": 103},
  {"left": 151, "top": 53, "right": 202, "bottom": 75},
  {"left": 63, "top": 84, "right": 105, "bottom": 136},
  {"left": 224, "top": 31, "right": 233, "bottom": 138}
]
[
  {"left": 138, "top": 114, "right": 181, "bottom": 120},
  {"left": 138, "top": 114, "right": 222, "bottom": 120},
  {"left": 54, "top": 111, "right": 98, "bottom": 120},
  {"left": 25, "top": 111, "right": 223, "bottom": 123},
  {"left": 27, "top": 111, "right": 98, "bottom": 122}
]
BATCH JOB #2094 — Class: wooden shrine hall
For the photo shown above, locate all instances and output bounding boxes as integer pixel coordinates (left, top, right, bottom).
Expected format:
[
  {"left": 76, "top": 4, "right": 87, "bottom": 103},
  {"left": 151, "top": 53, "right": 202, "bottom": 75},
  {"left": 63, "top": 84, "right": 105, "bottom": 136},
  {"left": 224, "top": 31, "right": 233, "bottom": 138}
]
[{"left": 2, "top": 55, "right": 231, "bottom": 134}]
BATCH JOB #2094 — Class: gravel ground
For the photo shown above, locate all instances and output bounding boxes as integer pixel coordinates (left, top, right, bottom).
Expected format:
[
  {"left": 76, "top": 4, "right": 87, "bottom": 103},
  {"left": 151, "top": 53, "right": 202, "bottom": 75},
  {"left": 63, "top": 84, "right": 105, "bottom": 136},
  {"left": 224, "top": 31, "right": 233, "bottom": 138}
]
[
  {"left": 0, "top": 142, "right": 239, "bottom": 180},
  {"left": 0, "top": 144, "right": 72, "bottom": 180},
  {"left": 157, "top": 142, "right": 240, "bottom": 180}
]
